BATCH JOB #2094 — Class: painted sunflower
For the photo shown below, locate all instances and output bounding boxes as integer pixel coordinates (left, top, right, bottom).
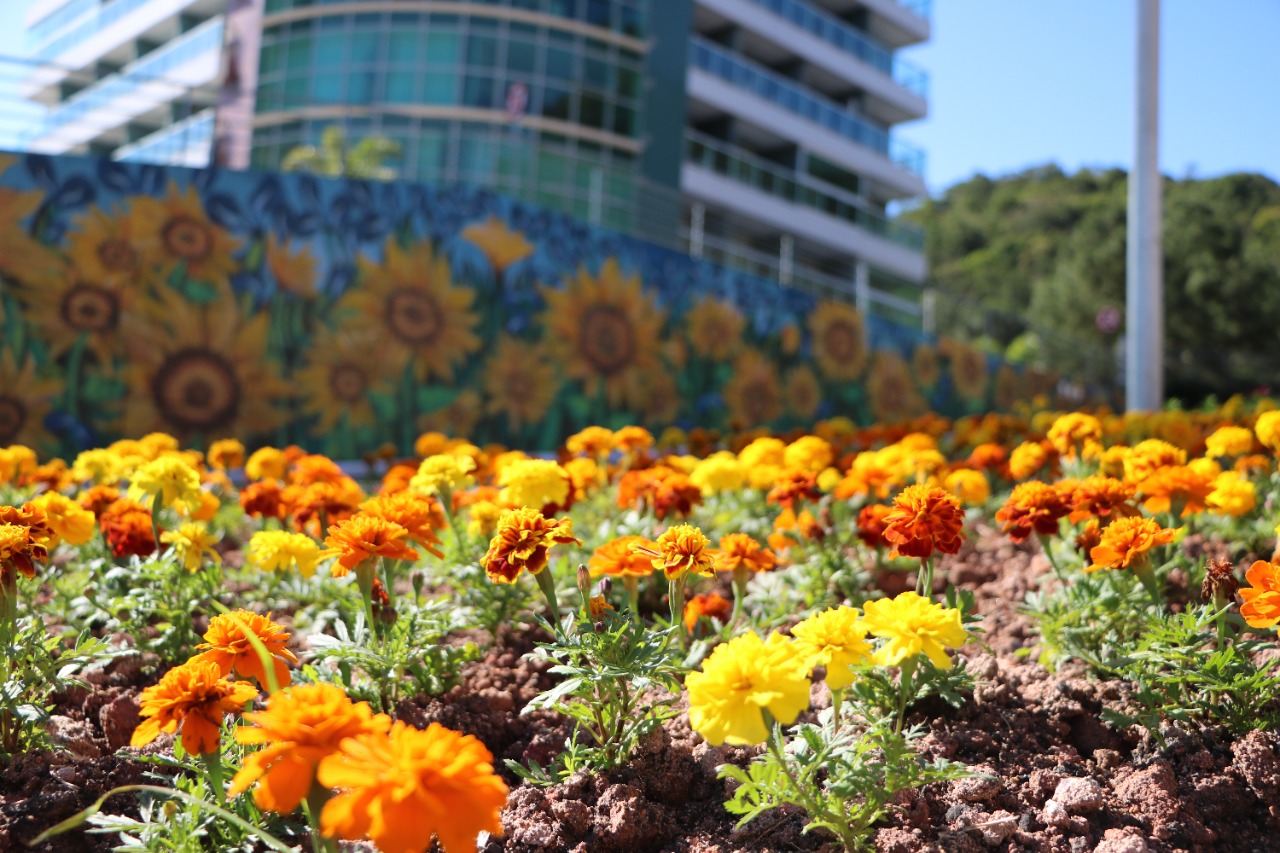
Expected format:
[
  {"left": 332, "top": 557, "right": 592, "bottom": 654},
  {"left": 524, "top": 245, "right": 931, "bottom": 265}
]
[
  {"left": 641, "top": 367, "right": 681, "bottom": 426},
  {"left": 808, "top": 300, "right": 868, "bottom": 382},
  {"left": 461, "top": 216, "right": 534, "bottom": 275},
  {"left": 540, "top": 259, "right": 666, "bottom": 412},
  {"left": 0, "top": 349, "right": 62, "bottom": 448},
  {"left": 947, "top": 340, "right": 989, "bottom": 402},
  {"left": 15, "top": 259, "right": 135, "bottom": 364},
  {"left": 265, "top": 233, "right": 317, "bottom": 297},
  {"left": 684, "top": 297, "right": 744, "bottom": 361},
  {"left": 122, "top": 287, "right": 288, "bottom": 441},
  {"left": 994, "top": 364, "right": 1023, "bottom": 410},
  {"left": 784, "top": 365, "right": 822, "bottom": 420},
  {"left": 867, "top": 350, "right": 926, "bottom": 423},
  {"left": 66, "top": 206, "right": 153, "bottom": 288},
  {"left": 294, "top": 326, "right": 391, "bottom": 432},
  {"left": 417, "top": 390, "right": 483, "bottom": 439},
  {"left": 482, "top": 337, "right": 558, "bottom": 433},
  {"left": 131, "top": 182, "right": 242, "bottom": 289},
  {"left": 912, "top": 343, "right": 941, "bottom": 388},
  {"left": 0, "top": 156, "right": 58, "bottom": 282},
  {"left": 343, "top": 238, "right": 480, "bottom": 382},
  {"left": 722, "top": 349, "right": 782, "bottom": 429}
]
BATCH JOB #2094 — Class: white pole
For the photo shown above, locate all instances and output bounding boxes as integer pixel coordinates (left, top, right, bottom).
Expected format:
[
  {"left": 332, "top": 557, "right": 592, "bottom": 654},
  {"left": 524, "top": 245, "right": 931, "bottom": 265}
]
[{"left": 1126, "top": 0, "right": 1163, "bottom": 411}]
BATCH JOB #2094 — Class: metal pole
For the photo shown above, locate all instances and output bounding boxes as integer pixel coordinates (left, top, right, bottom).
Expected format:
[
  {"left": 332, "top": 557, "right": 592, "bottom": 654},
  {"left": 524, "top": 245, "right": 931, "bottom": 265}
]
[{"left": 1126, "top": 0, "right": 1163, "bottom": 411}]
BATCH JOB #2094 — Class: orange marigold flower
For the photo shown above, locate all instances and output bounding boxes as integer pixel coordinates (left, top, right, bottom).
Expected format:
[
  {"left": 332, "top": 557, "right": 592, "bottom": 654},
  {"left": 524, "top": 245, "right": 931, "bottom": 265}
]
[
  {"left": 1123, "top": 439, "right": 1186, "bottom": 484},
  {"left": 587, "top": 535, "right": 658, "bottom": 579},
  {"left": 881, "top": 484, "right": 966, "bottom": 560},
  {"left": 240, "top": 480, "right": 285, "bottom": 520},
  {"left": 614, "top": 426, "right": 654, "bottom": 455},
  {"left": 1136, "top": 465, "right": 1214, "bottom": 517},
  {"left": 360, "top": 493, "right": 444, "bottom": 557},
  {"left": 769, "top": 507, "right": 825, "bottom": 552},
  {"left": 1074, "top": 518, "right": 1102, "bottom": 557},
  {"left": 1008, "top": 441, "right": 1053, "bottom": 481},
  {"left": 317, "top": 721, "right": 508, "bottom": 853},
  {"left": 765, "top": 470, "right": 822, "bottom": 510},
  {"left": 285, "top": 481, "right": 362, "bottom": 535},
  {"left": 712, "top": 533, "right": 778, "bottom": 575},
  {"left": 856, "top": 504, "right": 894, "bottom": 549},
  {"left": 587, "top": 594, "right": 614, "bottom": 621},
  {"left": 1046, "top": 413, "right": 1102, "bottom": 460},
  {"left": 995, "top": 481, "right": 1070, "bottom": 543},
  {"left": 192, "top": 610, "right": 299, "bottom": 690},
  {"left": 79, "top": 484, "right": 121, "bottom": 517},
  {"left": 131, "top": 659, "right": 259, "bottom": 755},
  {"left": 1086, "top": 516, "right": 1177, "bottom": 573},
  {"left": 566, "top": 426, "right": 616, "bottom": 458},
  {"left": 288, "top": 454, "right": 348, "bottom": 487},
  {"left": 1239, "top": 560, "right": 1280, "bottom": 629},
  {"left": 616, "top": 467, "right": 702, "bottom": 520},
  {"left": 229, "top": 682, "right": 390, "bottom": 814},
  {"left": 480, "top": 507, "right": 581, "bottom": 584},
  {"left": 966, "top": 442, "right": 1007, "bottom": 472},
  {"left": 644, "top": 524, "right": 714, "bottom": 581},
  {"left": 683, "top": 592, "right": 732, "bottom": 632},
  {"left": 322, "top": 515, "right": 419, "bottom": 577},
  {"left": 98, "top": 499, "right": 157, "bottom": 558},
  {"left": 1068, "top": 475, "right": 1138, "bottom": 524}
]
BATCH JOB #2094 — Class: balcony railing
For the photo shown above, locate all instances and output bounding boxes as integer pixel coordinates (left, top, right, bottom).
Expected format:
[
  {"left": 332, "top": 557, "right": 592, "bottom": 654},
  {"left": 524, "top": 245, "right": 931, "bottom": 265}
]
[
  {"left": 115, "top": 107, "right": 214, "bottom": 164},
  {"left": 24, "top": 18, "right": 223, "bottom": 144},
  {"left": 743, "top": 0, "right": 928, "bottom": 98},
  {"left": 689, "top": 37, "right": 925, "bottom": 177},
  {"left": 32, "top": 0, "right": 157, "bottom": 62},
  {"left": 897, "top": 0, "right": 932, "bottom": 21},
  {"left": 684, "top": 131, "right": 924, "bottom": 251}
]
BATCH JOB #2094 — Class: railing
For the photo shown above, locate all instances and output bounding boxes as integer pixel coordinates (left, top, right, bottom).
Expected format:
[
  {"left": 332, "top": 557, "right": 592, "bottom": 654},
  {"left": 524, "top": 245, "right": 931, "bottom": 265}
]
[
  {"left": 26, "top": 0, "right": 99, "bottom": 50},
  {"left": 743, "top": 0, "right": 928, "bottom": 98},
  {"left": 32, "top": 0, "right": 157, "bottom": 62},
  {"left": 897, "top": 0, "right": 933, "bottom": 21},
  {"left": 23, "top": 18, "right": 223, "bottom": 144},
  {"left": 115, "top": 107, "right": 214, "bottom": 163},
  {"left": 684, "top": 131, "right": 924, "bottom": 250},
  {"left": 689, "top": 37, "right": 925, "bottom": 177}
]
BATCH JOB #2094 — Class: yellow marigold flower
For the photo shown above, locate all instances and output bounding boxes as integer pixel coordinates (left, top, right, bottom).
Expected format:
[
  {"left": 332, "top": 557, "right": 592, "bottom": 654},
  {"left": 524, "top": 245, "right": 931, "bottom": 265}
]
[
  {"left": 1085, "top": 515, "right": 1178, "bottom": 573},
  {"left": 689, "top": 453, "right": 745, "bottom": 496},
  {"left": 1255, "top": 411, "right": 1280, "bottom": 453},
  {"left": 1205, "top": 471, "right": 1256, "bottom": 517},
  {"left": 783, "top": 435, "right": 834, "bottom": 475},
  {"left": 1205, "top": 425, "right": 1254, "bottom": 459},
  {"left": 646, "top": 524, "right": 714, "bottom": 580},
  {"left": 1008, "top": 441, "right": 1051, "bottom": 481},
  {"left": 160, "top": 522, "right": 220, "bottom": 572},
  {"left": 131, "top": 659, "right": 259, "bottom": 755},
  {"left": 207, "top": 438, "right": 246, "bottom": 470},
  {"left": 24, "top": 492, "right": 95, "bottom": 547},
  {"left": 192, "top": 610, "right": 299, "bottom": 690},
  {"left": 71, "top": 448, "right": 124, "bottom": 485},
  {"left": 360, "top": 493, "right": 444, "bottom": 556},
  {"left": 1047, "top": 412, "right": 1102, "bottom": 460},
  {"left": 410, "top": 454, "right": 476, "bottom": 496},
  {"left": 0, "top": 446, "right": 38, "bottom": 484},
  {"left": 230, "top": 682, "right": 390, "bottom": 813},
  {"left": 465, "top": 500, "right": 504, "bottom": 539},
  {"left": 834, "top": 449, "right": 907, "bottom": 500},
  {"left": 563, "top": 456, "right": 600, "bottom": 499},
  {"left": 1240, "top": 560, "right": 1280, "bottom": 629},
  {"left": 816, "top": 466, "right": 841, "bottom": 492},
  {"left": 1187, "top": 457, "right": 1223, "bottom": 479},
  {"left": 860, "top": 591, "right": 967, "bottom": 670},
  {"left": 138, "top": 432, "right": 180, "bottom": 459},
  {"left": 480, "top": 507, "right": 581, "bottom": 584},
  {"left": 686, "top": 632, "right": 811, "bottom": 746},
  {"left": 614, "top": 426, "right": 654, "bottom": 455},
  {"left": 127, "top": 455, "right": 204, "bottom": 514},
  {"left": 790, "top": 606, "right": 872, "bottom": 690},
  {"left": 943, "top": 469, "right": 990, "bottom": 506},
  {"left": 587, "top": 535, "right": 657, "bottom": 578},
  {"left": 247, "top": 530, "right": 323, "bottom": 578},
  {"left": 413, "top": 431, "right": 450, "bottom": 458},
  {"left": 1098, "top": 445, "right": 1130, "bottom": 478},
  {"left": 737, "top": 436, "right": 786, "bottom": 471},
  {"left": 245, "top": 447, "right": 288, "bottom": 481},
  {"left": 317, "top": 720, "right": 508, "bottom": 853},
  {"left": 323, "top": 515, "right": 419, "bottom": 577},
  {"left": 1123, "top": 439, "right": 1187, "bottom": 484},
  {"left": 712, "top": 533, "right": 778, "bottom": 574},
  {"left": 565, "top": 426, "right": 615, "bottom": 458},
  {"left": 498, "top": 458, "right": 571, "bottom": 510}
]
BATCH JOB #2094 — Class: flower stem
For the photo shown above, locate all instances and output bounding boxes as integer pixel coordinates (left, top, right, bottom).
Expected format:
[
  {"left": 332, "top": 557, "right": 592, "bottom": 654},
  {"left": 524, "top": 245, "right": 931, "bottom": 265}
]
[
  {"left": 915, "top": 557, "right": 935, "bottom": 597},
  {"left": 669, "top": 574, "right": 687, "bottom": 641},
  {"left": 730, "top": 566, "right": 749, "bottom": 627},
  {"left": 533, "top": 567, "right": 561, "bottom": 623},
  {"left": 303, "top": 780, "right": 338, "bottom": 853},
  {"left": 200, "top": 751, "right": 226, "bottom": 805}
]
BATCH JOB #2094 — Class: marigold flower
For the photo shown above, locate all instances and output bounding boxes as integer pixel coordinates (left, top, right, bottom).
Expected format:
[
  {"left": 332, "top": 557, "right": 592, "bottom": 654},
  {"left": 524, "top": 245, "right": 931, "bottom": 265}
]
[
  {"left": 616, "top": 466, "right": 702, "bottom": 520},
  {"left": 1008, "top": 441, "right": 1052, "bottom": 481},
  {"left": 0, "top": 446, "right": 38, "bottom": 485},
  {"left": 769, "top": 507, "right": 825, "bottom": 552},
  {"left": 645, "top": 524, "right": 714, "bottom": 580},
  {"left": 98, "top": 498, "right": 157, "bottom": 558},
  {"left": 160, "top": 522, "right": 220, "bottom": 572},
  {"left": 317, "top": 721, "right": 508, "bottom": 853},
  {"left": 465, "top": 500, "right": 504, "bottom": 539},
  {"left": 360, "top": 493, "right": 444, "bottom": 557},
  {"left": 230, "top": 683, "right": 390, "bottom": 813},
  {"left": 565, "top": 426, "right": 615, "bottom": 458},
  {"left": 1255, "top": 411, "right": 1280, "bottom": 453},
  {"left": 967, "top": 442, "right": 1008, "bottom": 472},
  {"left": 207, "top": 438, "right": 246, "bottom": 470},
  {"left": 410, "top": 454, "right": 476, "bottom": 496},
  {"left": 0, "top": 505, "right": 53, "bottom": 583},
  {"left": 1201, "top": 558, "right": 1240, "bottom": 605},
  {"left": 856, "top": 504, "right": 894, "bottom": 549},
  {"left": 240, "top": 480, "right": 285, "bottom": 520},
  {"left": 686, "top": 632, "right": 810, "bottom": 746},
  {"left": 712, "top": 533, "right": 778, "bottom": 575},
  {"left": 587, "top": 535, "right": 657, "bottom": 579},
  {"left": 245, "top": 447, "right": 288, "bottom": 481},
  {"left": 284, "top": 480, "right": 363, "bottom": 535},
  {"left": 1047, "top": 413, "right": 1102, "bottom": 460},
  {"left": 613, "top": 426, "right": 654, "bottom": 455},
  {"left": 79, "top": 484, "right": 121, "bottom": 517},
  {"left": 1240, "top": 560, "right": 1280, "bottom": 628},
  {"left": 1204, "top": 425, "right": 1253, "bottom": 459},
  {"left": 480, "top": 507, "right": 580, "bottom": 584},
  {"left": 1205, "top": 471, "right": 1256, "bottom": 517},
  {"left": 789, "top": 606, "right": 872, "bottom": 690},
  {"left": 1086, "top": 515, "right": 1178, "bottom": 573},
  {"left": 192, "top": 610, "right": 299, "bottom": 689},
  {"left": 246, "top": 530, "right": 323, "bottom": 578},
  {"left": 689, "top": 453, "right": 745, "bottom": 496},
  {"left": 1136, "top": 464, "right": 1214, "bottom": 517},
  {"left": 24, "top": 492, "right": 95, "bottom": 547},
  {"left": 131, "top": 659, "right": 259, "bottom": 755},
  {"left": 323, "top": 515, "right": 419, "bottom": 577},
  {"left": 860, "top": 591, "right": 967, "bottom": 669},
  {"left": 943, "top": 469, "right": 990, "bottom": 506},
  {"left": 995, "top": 481, "right": 1070, "bottom": 543},
  {"left": 881, "top": 484, "right": 966, "bottom": 560},
  {"left": 497, "top": 458, "right": 572, "bottom": 511},
  {"left": 1074, "top": 518, "right": 1102, "bottom": 556},
  {"left": 1067, "top": 475, "right": 1137, "bottom": 524},
  {"left": 1123, "top": 439, "right": 1187, "bottom": 484},
  {"left": 71, "top": 449, "right": 125, "bottom": 485},
  {"left": 783, "top": 435, "right": 834, "bottom": 474},
  {"left": 127, "top": 455, "right": 204, "bottom": 514},
  {"left": 766, "top": 470, "right": 822, "bottom": 510},
  {"left": 588, "top": 594, "right": 615, "bottom": 621},
  {"left": 834, "top": 450, "right": 904, "bottom": 500},
  {"left": 683, "top": 592, "right": 731, "bottom": 632}
]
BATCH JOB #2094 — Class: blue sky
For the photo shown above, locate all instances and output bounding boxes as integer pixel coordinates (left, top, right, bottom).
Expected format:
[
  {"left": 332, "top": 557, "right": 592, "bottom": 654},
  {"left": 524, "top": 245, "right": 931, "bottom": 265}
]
[{"left": 0, "top": 0, "right": 1276, "bottom": 194}]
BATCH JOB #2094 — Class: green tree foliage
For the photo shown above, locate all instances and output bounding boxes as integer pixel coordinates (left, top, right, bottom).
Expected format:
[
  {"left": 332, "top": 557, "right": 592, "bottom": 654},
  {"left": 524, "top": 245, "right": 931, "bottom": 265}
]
[
  {"left": 281, "top": 125, "right": 401, "bottom": 181},
  {"left": 905, "top": 166, "right": 1280, "bottom": 401}
]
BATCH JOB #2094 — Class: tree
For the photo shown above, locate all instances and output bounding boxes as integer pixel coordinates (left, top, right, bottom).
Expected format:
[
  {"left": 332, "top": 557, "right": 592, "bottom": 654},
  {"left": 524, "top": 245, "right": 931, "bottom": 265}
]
[{"left": 280, "top": 125, "right": 401, "bottom": 181}]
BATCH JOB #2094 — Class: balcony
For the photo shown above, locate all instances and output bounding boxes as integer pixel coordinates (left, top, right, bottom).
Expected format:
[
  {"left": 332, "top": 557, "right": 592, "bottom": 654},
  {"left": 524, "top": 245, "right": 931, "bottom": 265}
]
[
  {"left": 114, "top": 107, "right": 214, "bottom": 166},
  {"left": 23, "top": 17, "right": 222, "bottom": 152},
  {"left": 688, "top": 37, "right": 924, "bottom": 182}
]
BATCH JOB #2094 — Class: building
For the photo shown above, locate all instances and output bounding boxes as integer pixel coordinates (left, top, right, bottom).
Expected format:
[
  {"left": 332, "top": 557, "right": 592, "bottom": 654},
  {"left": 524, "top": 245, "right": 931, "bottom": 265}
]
[{"left": 16, "top": 0, "right": 226, "bottom": 166}]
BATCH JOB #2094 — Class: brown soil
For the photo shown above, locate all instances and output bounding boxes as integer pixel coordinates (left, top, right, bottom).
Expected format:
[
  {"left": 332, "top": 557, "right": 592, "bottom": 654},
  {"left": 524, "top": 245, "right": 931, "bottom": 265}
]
[{"left": 8, "top": 527, "right": 1280, "bottom": 852}]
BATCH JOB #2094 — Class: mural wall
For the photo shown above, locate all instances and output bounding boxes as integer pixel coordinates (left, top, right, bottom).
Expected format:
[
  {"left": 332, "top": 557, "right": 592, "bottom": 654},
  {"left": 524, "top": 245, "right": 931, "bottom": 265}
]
[{"left": 0, "top": 151, "right": 1047, "bottom": 457}]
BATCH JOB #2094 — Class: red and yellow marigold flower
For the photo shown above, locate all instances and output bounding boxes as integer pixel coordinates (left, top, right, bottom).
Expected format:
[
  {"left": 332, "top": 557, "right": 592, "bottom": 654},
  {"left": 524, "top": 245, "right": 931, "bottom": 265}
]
[
  {"left": 1239, "top": 560, "right": 1280, "bottom": 629},
  {"left": 323, "top": 515, "right": 419, "bottom": 577},
  {"left": 766, "top": 470, "right": 822, "bottom": 510},
  {"left": 192, "top": 610, "right": 299, "bottom": 690},
  {"left": 131, "top": 659, "right": 259, "bottom": 755},
  {"left": 1046, "top": 412, "right": 1102, "bottom": 460},
  {"left": 240, "top": 480, "right": 285, "bottom": 520},
  {"left": 856, "top": 504, "right": 894, "bottom": 550},
  {"left": 880, "top": 484, "right": 966, "bottom": 560},
  {"left": 0, "top": 505, "right": 53, "bottom": 584},
  {"left": 1085, "top": 515, "right": 1178, "bottom": 573},
  {"left": 480, "top": 507, "right": 581, "bottom": 584},
  {"left": 643, "top": 524, "right": 714, "bottom": 580},
  {"left": 995, "top": 481, "right": 1070, "bottom": 543},
  {"left": 98, "top": 498, "right": 157, "bottom": 558},
  {"left": 1067, "top": 475, "right": 1138, "bottom": 524}
]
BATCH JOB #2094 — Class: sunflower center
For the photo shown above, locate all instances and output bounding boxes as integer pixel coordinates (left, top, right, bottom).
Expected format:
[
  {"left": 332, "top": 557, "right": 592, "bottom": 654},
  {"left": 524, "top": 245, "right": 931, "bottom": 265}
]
[
  {"left": 0, "top": 397, "right": 25, "bottom": 444},
  {"left": 579, "top": 305, "right": 634, "bottom": 375},
  {"left": 329, "top": 365, "right": 367, "bottom": 402},
  {"left": 742, "top": 379, "right": 779, "bottom": 425},
  {"left": 385, "top": 289, "right": 442, "bottom": 346},
  {"left": 97, "top": 239, "right": 137, "bottom": 274},
  {"left": 151, "top": 349, "right": 240, "bottom": 432},
  {"left": 60, "top": 284, "right": 119, "bottom": 334},
  {"left": 162, "top": 215, "right": 213, "bottom": 262},
  {"left": 823, "top": 322, "right": 860, "bottom": 362}
]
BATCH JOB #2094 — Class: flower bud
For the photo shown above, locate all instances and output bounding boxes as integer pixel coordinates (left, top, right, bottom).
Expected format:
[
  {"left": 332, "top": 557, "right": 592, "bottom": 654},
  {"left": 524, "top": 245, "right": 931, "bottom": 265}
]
[{"left": 599, "top": 577, "right": 613, "bottom": 595}]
